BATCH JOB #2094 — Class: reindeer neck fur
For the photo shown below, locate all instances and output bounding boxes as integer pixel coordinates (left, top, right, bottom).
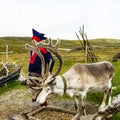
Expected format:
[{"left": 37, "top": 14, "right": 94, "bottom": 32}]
[
  {"left": 53, "top": 75, "right": 82, "bottom": 97},
  {"left": 52, "top": 75, "right": 65, "bottom": 96}
]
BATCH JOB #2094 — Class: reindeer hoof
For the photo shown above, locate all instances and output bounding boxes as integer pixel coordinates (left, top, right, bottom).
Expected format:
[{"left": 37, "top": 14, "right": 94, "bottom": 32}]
[
  {"left": 98, "top": 106, "right": 104, "bottom": 111},
  {"left": 41, "top": 101, "right": 48, "bottom": 107}
]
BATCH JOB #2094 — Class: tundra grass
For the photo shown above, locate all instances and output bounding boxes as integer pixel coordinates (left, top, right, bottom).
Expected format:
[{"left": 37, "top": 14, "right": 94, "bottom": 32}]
[
  {"left": 1, "top": 37, "right": 120, "bottom": 119},
  {"left": 0, "top": 80, "right": 28, "bottom": 96}
]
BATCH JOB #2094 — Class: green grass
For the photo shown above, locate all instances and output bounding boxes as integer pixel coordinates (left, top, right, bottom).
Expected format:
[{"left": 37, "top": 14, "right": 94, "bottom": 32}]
[
  {"left": 110, "top": 112, "right": 120, "bottom": 120},
  {"left": 0, "top": 37, "right": 120, "bottom": 85},
  {"left": 1, "top": 37, "right": 120, "bottom": 94},
  {"left": 1, "top": 37, "right": 120, "bottom": 119},
  {"left": 0, "top": 80, "right": 28, "bottom": 95}
]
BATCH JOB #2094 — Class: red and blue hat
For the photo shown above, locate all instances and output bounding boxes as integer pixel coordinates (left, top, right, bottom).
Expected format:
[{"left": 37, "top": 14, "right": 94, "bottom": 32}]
[{"left": 32, "top": 28, "right": 47, "bottom": 42}]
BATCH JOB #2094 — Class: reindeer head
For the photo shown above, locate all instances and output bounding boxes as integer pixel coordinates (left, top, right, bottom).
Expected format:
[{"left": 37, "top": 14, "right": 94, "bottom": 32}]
[{"left": 25, "top": 38, "right": 63, "bottom": 104}]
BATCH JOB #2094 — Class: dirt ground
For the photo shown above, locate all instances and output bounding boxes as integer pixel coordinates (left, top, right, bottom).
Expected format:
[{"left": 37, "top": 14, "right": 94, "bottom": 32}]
[{"left": 0, "top": 88, "right": 99, "bottom": 120}]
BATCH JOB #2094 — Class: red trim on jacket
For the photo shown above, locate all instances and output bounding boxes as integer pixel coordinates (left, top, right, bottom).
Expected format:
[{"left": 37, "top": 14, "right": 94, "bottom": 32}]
[
  {"left": 30, "top": 48, "right": 47, "bottom": 64},
  {"left": 30, "top": 52, "right": 37, "bottom": 64},
  {"left": 40, "top": 47, "right": 47, "bottom": 54},
  {"left": 32, "top": 36, "right": 42, "bottom": 42}
]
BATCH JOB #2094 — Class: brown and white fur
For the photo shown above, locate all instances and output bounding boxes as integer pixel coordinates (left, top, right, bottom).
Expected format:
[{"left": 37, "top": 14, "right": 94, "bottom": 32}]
[{"left": 37, "top": 61, "right": 114, "bottom": 115}]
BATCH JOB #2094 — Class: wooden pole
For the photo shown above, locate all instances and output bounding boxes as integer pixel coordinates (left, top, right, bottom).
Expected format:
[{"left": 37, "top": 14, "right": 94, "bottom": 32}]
[
  {"left": 85, "top": 41, "right": 88, "bottom": 63},
  {"left": 6, "top": 45, "right": 8, "bottom": 63}
]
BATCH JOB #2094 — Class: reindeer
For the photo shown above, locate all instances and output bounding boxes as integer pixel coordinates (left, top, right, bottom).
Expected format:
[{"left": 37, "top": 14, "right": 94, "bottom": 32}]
[{"left": 25, "top": 38, "right": 114, "bottom": 117}]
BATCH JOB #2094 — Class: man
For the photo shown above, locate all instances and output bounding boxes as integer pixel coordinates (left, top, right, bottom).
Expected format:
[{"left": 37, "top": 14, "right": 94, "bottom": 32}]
[{"left": 27, "top": 29, "right": 54, "bottom": 108}]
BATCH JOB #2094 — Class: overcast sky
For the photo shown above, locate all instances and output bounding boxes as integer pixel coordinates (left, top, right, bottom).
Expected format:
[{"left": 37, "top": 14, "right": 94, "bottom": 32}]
[{"left": 0, "top": 0, "right": 120, "bottom": 40}]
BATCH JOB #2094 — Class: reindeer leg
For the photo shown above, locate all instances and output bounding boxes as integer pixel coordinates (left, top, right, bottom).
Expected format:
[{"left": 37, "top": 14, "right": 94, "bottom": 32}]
[
  {"left": 99, "top": 90, "right": 108, "bottom": 110},
  {"left": 81, "top": 94, "right": 86, "bottom": 116},
  {"left": 108, "top": 86, "right": 112, "bottom": 105},
  {"left": 73, "top": 96, "right": 80, "bottom": 120},
  {"left": 74, "top": 96, "right": 80, "bottom": 113}
]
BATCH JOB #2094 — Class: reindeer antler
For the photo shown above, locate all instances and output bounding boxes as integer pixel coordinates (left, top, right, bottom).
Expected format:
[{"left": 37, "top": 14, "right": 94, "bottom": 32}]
[
  {"left": 36, "top": 38, "right": 63, "bottom": 78},
  {"left": 25, "top": 40, "right": 45, "bottom": 79}
]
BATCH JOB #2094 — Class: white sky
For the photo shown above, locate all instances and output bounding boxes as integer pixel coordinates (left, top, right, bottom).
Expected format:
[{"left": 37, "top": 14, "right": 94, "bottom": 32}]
[{"left": 0, "top": 0, "right": 120, "bottom": 40}]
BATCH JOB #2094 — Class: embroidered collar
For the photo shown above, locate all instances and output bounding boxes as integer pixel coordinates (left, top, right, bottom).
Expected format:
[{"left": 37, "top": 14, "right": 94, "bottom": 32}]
[{"left": 61, "top": 75, "right": 67, "bottom": 93}]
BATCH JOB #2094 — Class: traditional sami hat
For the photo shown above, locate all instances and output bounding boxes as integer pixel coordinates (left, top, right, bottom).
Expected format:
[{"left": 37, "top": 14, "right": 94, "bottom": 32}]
[{"left": 32, "top": 28, "right": 47, "bottom": 42}]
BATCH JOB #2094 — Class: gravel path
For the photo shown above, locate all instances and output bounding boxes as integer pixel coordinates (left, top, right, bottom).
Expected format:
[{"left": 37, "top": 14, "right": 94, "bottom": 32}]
[{"left": 0, "top": 88, "right": 98, "bottom": 120}]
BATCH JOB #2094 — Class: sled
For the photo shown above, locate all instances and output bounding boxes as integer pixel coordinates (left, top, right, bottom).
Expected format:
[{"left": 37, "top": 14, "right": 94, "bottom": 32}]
[{"left": 0, "top": 62, "right": 21, "bottom": 86}]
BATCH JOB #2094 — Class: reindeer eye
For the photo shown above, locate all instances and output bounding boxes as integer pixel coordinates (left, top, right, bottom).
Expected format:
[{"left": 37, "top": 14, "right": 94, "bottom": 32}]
[
  {"left": 35, "top": 80, "right": 39, "bottom": 83},
  {"left": 46, "top": 87, "right": 51, "bottom": 92}
]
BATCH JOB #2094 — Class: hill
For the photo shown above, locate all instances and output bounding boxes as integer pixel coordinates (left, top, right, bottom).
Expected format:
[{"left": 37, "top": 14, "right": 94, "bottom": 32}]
[{"left": 1, "top": 37, "right": 120, "bottom": 53}]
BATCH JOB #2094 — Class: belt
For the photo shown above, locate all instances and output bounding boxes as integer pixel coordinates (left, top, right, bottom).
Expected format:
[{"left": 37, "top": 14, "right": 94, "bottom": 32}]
[{"left": 29, "top": 72, "right": 41, "bottom": 77}]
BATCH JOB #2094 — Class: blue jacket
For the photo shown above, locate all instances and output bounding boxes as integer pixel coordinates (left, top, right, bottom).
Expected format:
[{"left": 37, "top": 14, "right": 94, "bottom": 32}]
[{"left": 28, "top": 47, "right": 54, "bottom": 74}]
